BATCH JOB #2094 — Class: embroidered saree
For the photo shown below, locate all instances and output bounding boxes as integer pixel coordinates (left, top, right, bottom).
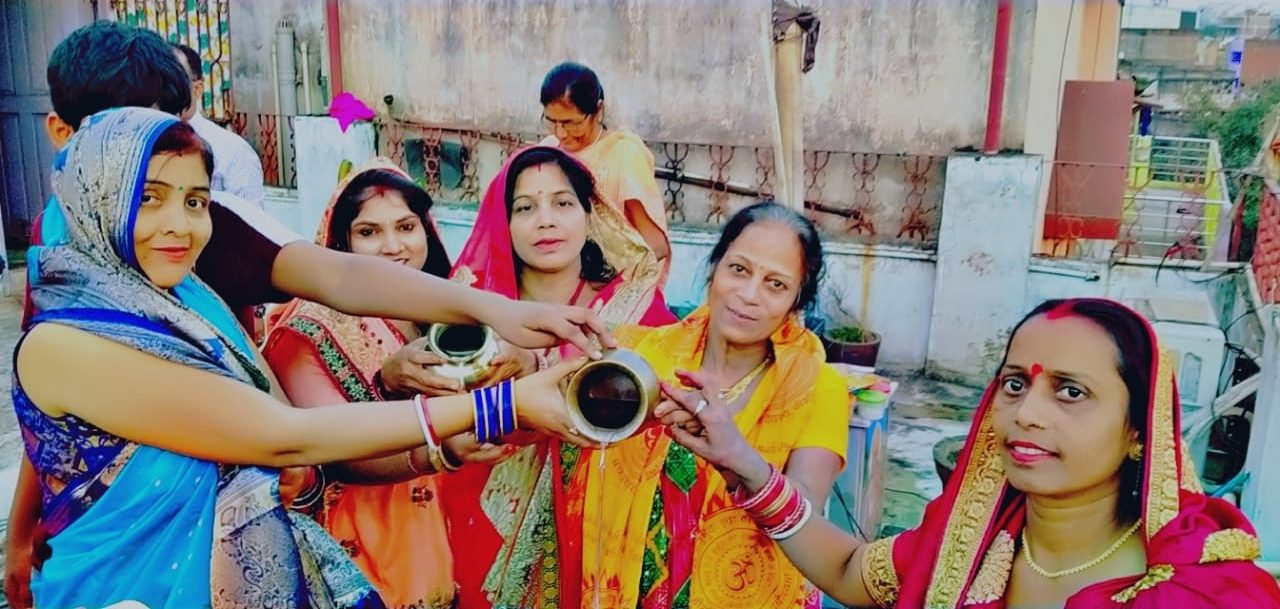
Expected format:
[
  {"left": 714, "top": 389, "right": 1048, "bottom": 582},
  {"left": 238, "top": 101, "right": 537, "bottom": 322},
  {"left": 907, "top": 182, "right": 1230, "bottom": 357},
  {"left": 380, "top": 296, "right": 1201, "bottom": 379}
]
[
  {"left": 858, "top": 298, "right": 1280, "bottom": 608},
  {"left": 263, "top": 159, "right": 456, "bottom": 609},
  {"left": 441, "top": 146, "right": 674, "bottom": 609},
  {"left": 578, "top": 307, "right": 849, "bottom": 609},
  {"left": 18, "top": 107, "right": 382, "bottom": 608},
  {"left": 540, "top": 129, "right": 670, "bottom": 284}
]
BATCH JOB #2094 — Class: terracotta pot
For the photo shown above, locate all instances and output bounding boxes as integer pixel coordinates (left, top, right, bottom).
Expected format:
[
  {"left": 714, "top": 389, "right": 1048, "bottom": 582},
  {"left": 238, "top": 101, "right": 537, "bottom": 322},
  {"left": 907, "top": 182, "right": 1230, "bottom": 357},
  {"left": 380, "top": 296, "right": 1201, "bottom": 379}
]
[{"left": 822, "top": 329, "right": 881, "bottom": 368}]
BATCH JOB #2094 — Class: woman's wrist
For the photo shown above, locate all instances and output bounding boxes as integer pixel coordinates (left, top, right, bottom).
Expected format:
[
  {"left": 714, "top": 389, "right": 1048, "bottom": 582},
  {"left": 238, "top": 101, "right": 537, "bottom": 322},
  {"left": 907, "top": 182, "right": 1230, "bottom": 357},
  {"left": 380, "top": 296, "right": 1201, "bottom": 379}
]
[{"left": 732, "top": 449, "right": 774, "bottom": 493}]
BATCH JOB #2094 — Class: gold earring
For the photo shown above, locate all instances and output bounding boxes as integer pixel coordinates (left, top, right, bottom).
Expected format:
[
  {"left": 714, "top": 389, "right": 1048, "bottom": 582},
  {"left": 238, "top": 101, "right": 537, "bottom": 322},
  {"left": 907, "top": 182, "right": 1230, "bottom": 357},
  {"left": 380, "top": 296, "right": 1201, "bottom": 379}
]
[{"left": 1128, "top": 444, "right": 1144, "bottom": 461}]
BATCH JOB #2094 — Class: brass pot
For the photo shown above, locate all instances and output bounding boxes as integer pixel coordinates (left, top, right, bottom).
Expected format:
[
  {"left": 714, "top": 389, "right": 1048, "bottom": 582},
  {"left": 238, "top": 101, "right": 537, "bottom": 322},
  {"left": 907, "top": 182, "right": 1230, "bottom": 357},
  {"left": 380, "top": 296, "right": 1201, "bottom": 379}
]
[
  {"left": 423, "top": 323, "right": 501, "bottom": 388},
  {"left": 566, "top": 349, "right": 660, "bottom": 444}
]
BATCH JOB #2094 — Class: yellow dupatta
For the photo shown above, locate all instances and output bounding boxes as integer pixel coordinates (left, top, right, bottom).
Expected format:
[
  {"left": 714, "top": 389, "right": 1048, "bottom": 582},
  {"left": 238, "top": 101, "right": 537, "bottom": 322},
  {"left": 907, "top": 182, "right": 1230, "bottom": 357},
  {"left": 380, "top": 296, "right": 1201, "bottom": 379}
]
[{"left": 580, "top": 305, "right": 831, "bottom": 608}]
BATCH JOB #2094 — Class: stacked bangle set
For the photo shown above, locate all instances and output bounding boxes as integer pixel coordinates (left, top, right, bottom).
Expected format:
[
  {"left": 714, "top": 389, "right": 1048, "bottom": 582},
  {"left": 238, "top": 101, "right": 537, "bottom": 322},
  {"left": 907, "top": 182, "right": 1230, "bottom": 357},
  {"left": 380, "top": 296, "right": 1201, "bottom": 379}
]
[
  {"left": 472, "top": 379, "right": 516, "bottom": 444},
  {"left": 731, "top": 465, "right": 813, "bottom": 540},
  {"left": 406, "top": 379, "right": 517, "bottom": 476}
]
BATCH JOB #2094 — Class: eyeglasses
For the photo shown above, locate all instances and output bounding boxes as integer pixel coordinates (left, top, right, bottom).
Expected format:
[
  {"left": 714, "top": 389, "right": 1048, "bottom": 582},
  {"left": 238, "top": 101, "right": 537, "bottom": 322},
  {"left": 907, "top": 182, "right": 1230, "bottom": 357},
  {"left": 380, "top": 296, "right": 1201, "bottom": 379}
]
[{"left": 542, "top": 112, "right": 592, "bottom": 135}]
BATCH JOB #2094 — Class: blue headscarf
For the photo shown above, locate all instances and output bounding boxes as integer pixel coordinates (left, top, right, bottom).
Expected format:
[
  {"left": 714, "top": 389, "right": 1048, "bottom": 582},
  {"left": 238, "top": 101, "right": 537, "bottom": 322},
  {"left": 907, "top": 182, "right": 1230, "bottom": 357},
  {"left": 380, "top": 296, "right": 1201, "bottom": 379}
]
[{"left": 24, "top": 107, "right": 382, "bottom": 608}]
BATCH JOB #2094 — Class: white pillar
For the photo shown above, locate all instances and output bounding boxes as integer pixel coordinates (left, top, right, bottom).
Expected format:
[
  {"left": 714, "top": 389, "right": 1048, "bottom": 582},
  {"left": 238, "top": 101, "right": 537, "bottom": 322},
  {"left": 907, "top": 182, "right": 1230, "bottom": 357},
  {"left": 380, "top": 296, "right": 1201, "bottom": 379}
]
[
  {"left": 1242, "top": 305, "right": 1280, "bottom": 559},
  {"left": 926, "top": 155, "right": 1042, "bottom": 385},
  {"left": 292, "top": 116, "right": 376, "bottom": 237}
]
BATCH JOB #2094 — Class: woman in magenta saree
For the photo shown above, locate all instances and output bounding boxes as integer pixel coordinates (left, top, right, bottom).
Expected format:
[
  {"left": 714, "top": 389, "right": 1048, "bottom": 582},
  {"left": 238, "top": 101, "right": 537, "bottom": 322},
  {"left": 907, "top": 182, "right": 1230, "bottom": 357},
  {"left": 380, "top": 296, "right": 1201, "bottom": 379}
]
[
  {"left": 660, "top": 297, "right": 1280, "bottom": 608},
  {"left": 442, "top": 146, "right": 674, "bottom": 609}
]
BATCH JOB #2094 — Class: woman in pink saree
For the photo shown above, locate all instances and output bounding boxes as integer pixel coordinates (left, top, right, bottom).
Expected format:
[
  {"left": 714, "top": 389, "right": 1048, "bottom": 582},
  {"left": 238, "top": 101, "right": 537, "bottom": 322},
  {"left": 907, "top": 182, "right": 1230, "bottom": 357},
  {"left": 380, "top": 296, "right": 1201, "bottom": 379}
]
[
  {"left": 660, "top": 297, "right": 1280, "bottom": 608},
  {"left": 442, "top": 146, "right": 674, "bottom": 609}
]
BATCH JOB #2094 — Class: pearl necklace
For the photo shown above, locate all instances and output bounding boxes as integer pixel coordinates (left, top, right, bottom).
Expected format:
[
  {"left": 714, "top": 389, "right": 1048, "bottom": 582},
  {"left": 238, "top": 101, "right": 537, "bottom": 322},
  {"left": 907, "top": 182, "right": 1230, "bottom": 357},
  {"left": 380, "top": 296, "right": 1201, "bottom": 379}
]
[{"left": 1021, "top": 520, "right": 1141, "bottom": 579}]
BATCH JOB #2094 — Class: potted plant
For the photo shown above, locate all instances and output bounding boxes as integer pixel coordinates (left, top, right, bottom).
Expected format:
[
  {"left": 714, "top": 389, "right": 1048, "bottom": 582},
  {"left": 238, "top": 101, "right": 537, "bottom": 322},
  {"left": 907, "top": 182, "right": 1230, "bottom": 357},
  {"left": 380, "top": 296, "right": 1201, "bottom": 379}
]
[{"left": 817, "top": 287, "right": 881, "bottom": 368}]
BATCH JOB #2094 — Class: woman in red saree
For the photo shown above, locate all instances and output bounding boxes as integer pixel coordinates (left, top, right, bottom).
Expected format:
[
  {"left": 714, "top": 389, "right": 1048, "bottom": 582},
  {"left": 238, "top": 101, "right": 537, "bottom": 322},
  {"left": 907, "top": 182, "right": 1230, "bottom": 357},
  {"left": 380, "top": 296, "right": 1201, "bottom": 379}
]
[
  {"left": 442, "top": 146, "right": 674, "bottom": 609},
  {"left": 661, "top": 297, "right": 1280, "bottom": 608},
  {"left": 263, "top": 159, "right": 459, "bottom": 608}
]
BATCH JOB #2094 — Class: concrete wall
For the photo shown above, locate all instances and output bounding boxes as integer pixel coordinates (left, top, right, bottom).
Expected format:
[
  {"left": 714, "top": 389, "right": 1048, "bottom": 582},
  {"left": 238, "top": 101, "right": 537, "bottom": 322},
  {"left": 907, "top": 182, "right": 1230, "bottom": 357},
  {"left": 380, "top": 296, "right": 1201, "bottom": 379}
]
[
  {"left": 336, "top": 0, "right": 1035, "bottom": 154},
  {"left": 229, "top": 0, "right": 330, "bottom": 115},
  {"left": 927, "top": 155, "right": 1041, "bottom": 385},
  {"left": 1119, "top": 31, "right": 1203, "bottom": 67},
  {"left": 1243, "top": 39, "right": 1280, "bottom": 86}
]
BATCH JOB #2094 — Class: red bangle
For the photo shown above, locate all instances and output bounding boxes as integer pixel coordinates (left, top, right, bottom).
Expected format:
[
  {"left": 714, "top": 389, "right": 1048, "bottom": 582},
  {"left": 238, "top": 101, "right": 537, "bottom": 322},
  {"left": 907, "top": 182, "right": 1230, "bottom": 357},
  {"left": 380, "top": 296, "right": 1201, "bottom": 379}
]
[{"left": 415, "top": 394, "right": 440, "bottom": 446}]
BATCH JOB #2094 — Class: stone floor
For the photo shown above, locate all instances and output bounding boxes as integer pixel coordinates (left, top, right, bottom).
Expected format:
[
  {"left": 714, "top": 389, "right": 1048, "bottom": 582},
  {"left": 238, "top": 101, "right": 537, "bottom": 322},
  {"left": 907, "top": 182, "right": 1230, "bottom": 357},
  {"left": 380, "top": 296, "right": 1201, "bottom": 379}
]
[{"left": 877, "top": 376, "right": 982, "bottom": 533}]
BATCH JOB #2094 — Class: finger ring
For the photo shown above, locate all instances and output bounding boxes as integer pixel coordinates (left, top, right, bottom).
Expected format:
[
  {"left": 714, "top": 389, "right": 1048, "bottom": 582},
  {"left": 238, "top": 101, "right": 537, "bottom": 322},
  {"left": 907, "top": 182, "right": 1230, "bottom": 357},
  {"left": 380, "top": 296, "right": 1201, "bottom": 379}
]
[{"left": 693, "top": 399, "right": 707, "bottom": 416}]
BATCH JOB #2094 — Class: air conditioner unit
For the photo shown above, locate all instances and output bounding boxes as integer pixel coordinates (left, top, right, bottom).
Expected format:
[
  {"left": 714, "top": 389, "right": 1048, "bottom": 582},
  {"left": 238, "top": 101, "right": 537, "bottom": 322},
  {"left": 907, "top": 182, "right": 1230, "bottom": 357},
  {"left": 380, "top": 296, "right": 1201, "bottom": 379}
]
[{"left": 1130, "top": 295, "right": 1226, "bottom": 410}]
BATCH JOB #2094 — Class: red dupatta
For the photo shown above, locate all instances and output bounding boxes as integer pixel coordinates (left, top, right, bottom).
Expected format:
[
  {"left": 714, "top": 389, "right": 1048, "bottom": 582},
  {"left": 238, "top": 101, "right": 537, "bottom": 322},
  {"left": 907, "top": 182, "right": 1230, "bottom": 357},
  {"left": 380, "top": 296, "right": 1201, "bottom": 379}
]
[
  {"left": 860, "top": 298, "right": 1280, "bottom": 608},
  {"left": 441, "top": 146, "right": 674, "bottom": 609}
]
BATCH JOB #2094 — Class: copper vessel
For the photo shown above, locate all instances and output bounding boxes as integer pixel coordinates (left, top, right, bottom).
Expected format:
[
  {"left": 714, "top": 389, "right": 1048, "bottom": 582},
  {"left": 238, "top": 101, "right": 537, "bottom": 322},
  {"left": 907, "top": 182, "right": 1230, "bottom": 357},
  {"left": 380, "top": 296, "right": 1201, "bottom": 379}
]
[
  {"left": 423, "top": 323, "right": 501, "bottom": 388},
  {"left": 566, "top": 349, "right": 660, "bottom": 444}
]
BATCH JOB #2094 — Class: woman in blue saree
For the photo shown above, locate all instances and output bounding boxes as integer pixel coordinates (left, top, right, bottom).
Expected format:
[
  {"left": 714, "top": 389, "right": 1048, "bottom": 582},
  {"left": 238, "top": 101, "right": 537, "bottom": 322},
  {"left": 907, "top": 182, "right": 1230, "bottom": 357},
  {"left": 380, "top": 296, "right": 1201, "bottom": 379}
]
[{"left": 14, "top": 107, "right": 589, "bottom": 608}]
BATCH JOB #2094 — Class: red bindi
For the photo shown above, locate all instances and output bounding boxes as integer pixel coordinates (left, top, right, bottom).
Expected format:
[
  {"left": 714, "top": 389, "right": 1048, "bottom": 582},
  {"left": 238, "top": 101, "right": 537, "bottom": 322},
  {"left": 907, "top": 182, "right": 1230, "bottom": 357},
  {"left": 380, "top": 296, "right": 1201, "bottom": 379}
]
[{"left": 1028, "top": 363, "right": 1045, "bottom": 381}]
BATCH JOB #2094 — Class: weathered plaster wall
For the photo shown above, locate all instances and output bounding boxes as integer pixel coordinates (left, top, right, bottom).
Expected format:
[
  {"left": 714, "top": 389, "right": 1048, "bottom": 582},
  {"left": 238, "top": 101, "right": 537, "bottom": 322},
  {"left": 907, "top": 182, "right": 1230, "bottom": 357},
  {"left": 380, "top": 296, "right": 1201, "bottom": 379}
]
[{"left": 335, "top": 0, "right": 1035, "bottom": 154}]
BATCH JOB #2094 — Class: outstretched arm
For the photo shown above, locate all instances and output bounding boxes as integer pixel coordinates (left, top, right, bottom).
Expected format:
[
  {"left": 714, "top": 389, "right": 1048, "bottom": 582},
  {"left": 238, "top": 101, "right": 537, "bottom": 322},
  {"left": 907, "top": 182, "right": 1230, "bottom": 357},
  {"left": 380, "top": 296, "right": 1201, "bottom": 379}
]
[
  {"left": 18, "top": 323, "right": 593, "bottom": 469},
  {"left": 271, "top": 241, "right": 614, "bottom": 357}
]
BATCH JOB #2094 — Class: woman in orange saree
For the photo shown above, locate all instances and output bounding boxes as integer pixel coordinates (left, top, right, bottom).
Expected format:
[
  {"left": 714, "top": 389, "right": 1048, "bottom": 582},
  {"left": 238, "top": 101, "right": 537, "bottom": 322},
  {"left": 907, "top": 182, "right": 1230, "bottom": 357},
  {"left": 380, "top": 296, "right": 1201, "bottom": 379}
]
[
  {"left": 661, "top": 297, "right": 1280, "bottom": 608},
  {"left": 537, "top": 62, "right": 671, "bottom": 282},
  {"left": 442, "top": 146, "right": 674, "bottom": 609},
  {"left": 263, "top": 159, "right": 458, "bottom": 608}
]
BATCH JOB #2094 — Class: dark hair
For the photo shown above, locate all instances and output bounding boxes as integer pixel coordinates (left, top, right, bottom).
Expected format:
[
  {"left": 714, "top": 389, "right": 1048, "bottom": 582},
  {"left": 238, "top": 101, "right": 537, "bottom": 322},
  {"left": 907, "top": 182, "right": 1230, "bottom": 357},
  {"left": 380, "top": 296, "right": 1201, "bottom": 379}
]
[
  {"left": 707, "top": 201, "right": 825, "bottom": 313},
  {"left": 503, "top": 147, "right": 616, "bottom": 284},
  {"left": 540, "top": 62, "right": 604, "bottom": 117},
  {"left": 1004, "top": 298, "right": 1154, "bottom": 525},
  {"left": 151, "top": 121, "right": 214, "bottom": 179},
  {"left": 47, "top": 22, "right": 191, "bottom": 130},
  {"left": 171, "top": 43, "right": 203, "bottom": 82},
  {"left": 327, "top": 169, "right": 451, "bottom": 279}
]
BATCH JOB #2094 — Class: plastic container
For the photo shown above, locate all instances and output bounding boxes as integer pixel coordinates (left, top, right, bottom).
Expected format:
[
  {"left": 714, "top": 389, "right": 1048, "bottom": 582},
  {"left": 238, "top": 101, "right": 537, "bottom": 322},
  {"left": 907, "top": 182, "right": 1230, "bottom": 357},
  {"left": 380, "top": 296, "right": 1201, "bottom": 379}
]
[{"left": 855, "top": 389, "right": 889, "bottom": 420}]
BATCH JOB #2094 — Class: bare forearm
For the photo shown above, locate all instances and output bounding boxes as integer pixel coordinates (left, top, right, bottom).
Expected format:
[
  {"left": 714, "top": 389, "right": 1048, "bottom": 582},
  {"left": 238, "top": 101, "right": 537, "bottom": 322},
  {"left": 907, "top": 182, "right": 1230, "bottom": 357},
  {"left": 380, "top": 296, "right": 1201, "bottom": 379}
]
[
  {"left": 776, "top": 516, "right": 875, "bottom": 607},
  {"left": 273, "top": 242, "right": 502, "bottom": 326},
  {"left": 6, "top": 459, "right": 39, "bottom": 544},
  {"left": 283, "top": 392, "right": 476, "bottom": 467},
  {"left": 327, "top": 449, "right": 425, "bottom": 485}
]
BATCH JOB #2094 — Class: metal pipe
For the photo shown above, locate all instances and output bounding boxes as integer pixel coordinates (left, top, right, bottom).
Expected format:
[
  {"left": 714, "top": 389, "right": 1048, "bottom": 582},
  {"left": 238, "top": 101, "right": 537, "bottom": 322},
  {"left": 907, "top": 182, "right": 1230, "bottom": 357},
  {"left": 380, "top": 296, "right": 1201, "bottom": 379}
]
[
  {"left": 301, "top": 41, "right": 314, "bottom": 115},
  {"left": 983, "top": 0, "right": 1014, "bottom": 154},
  {"left": 326, "top": 0, "right": 344, "bottom": 94},
  {"left": 653, "top": 167, "right": 862, "bottom": 220},
  {"left": 275, "top": 20, "right": 298, "bottom": 187}
]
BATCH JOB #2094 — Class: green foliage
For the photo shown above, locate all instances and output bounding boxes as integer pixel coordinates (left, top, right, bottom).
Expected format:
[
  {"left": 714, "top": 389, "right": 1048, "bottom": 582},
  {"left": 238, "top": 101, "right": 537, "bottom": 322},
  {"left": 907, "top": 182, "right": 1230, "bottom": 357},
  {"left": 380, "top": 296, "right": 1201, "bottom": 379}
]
[
  {"left": 1183, "top": 80, "right": 1280, "bottom": 259},
  {"left": 828, "top": 325, "right": 866, "bottom": 343}
]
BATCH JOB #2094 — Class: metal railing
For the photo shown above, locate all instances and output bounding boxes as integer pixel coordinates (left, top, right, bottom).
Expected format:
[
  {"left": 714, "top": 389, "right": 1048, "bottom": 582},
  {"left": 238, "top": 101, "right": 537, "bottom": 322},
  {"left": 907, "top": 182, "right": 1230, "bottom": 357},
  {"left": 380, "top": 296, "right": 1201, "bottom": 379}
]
[
  {"left": 373, "top": 117, "right": 946, "bottom": 249},
  {"left": 1045, "top": 135, "right": 1234, "bottom": 261}
]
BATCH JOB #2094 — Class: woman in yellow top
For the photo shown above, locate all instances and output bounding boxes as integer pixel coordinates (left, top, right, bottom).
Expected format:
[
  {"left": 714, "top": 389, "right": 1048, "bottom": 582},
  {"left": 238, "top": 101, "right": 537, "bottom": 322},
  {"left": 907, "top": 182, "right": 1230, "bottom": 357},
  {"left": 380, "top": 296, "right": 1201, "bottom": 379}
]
[
  {"left": 538, "top": 62, "right": 671, "bottom": 281},
  {"left": 579, "top": 201, "right": 849, "bottom": 609}
]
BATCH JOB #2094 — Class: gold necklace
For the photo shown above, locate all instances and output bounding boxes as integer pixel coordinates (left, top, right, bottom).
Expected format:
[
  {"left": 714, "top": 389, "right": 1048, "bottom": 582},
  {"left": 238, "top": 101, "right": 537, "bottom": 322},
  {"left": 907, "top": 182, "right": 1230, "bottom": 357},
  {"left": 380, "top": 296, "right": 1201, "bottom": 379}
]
[
  {"left": 1021, "top": 520, "right": 1141, "bottom": 579},
  {"left": 717, "top": 357, "right": 772, "bottom": 404}
]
